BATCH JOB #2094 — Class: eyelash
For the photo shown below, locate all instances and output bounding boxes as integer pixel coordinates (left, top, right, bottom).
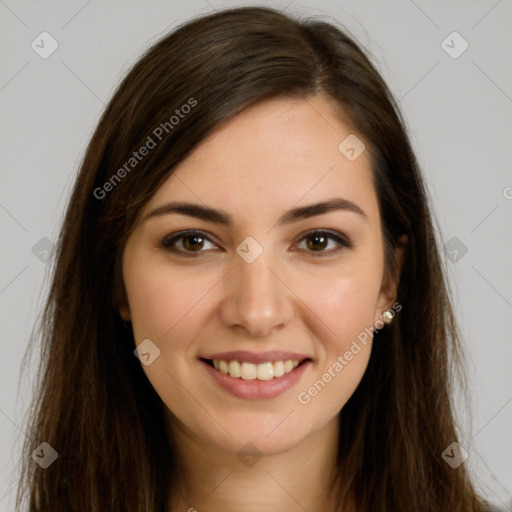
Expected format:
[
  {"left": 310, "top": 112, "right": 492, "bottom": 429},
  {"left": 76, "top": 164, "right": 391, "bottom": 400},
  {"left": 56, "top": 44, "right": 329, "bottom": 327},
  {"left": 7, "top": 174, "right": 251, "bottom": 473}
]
[{"left": 160, "top": 229, "right": 353, "bottom": 257}]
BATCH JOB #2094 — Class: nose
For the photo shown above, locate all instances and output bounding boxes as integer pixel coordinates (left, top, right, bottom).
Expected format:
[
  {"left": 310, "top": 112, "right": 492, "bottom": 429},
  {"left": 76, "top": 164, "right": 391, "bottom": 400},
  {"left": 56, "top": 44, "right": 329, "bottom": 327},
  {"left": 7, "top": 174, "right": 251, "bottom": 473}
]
[{"left": 218, "top": 249, "right": 295, "bottom": 338}]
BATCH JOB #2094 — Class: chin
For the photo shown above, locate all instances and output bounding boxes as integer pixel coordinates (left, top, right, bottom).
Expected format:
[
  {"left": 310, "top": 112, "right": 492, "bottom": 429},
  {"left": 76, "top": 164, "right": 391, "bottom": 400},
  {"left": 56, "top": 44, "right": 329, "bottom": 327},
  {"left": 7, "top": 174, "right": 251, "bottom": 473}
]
[{"left": 204, "top": 412, "right": 313, "bottom": 457}]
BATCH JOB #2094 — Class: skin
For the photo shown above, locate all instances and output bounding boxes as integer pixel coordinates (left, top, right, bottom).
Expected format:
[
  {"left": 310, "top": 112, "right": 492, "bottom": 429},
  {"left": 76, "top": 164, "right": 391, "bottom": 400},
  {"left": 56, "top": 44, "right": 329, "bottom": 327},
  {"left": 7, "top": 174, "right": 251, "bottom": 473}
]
[{"left": 120, "top": 95, "right": 406, "bottom": 512}]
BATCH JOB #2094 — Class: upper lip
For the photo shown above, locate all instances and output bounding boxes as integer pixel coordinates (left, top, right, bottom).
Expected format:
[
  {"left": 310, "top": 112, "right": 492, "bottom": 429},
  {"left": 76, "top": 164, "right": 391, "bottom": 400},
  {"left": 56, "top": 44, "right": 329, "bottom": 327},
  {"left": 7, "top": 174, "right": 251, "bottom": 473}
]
[{"left": 200, "top": 350, "right": 311, "bottom": 364}]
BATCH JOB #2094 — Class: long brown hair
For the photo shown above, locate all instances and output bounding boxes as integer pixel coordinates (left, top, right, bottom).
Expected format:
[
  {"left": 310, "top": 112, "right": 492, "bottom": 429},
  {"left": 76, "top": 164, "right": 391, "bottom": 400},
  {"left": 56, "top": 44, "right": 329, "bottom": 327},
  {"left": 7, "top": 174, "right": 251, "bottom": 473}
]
[{"left": 17, "top": 6, "right": 491, "bottom": 511}]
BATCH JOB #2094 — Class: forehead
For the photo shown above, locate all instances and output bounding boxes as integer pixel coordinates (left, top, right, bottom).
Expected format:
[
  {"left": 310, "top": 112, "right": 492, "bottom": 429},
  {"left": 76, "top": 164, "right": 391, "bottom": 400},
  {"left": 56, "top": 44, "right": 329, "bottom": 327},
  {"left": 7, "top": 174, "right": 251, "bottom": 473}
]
[{"left": 142, "top": 95, "right": 379, "bottom": 228}]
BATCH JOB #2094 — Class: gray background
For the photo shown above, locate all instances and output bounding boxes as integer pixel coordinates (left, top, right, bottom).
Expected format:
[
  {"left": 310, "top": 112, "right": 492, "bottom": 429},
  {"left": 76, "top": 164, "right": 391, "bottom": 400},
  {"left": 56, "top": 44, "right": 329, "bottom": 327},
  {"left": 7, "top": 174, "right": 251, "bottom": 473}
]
[{"left": 1, "top": 0, "right": 511, "bottom": 510}]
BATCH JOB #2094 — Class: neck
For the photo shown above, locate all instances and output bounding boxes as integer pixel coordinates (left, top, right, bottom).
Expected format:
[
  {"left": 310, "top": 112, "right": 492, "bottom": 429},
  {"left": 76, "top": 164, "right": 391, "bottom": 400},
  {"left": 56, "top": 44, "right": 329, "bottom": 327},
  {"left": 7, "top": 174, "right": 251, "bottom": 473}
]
[{"left": 166, "top": 412, "right": 351, "bottom": 512}]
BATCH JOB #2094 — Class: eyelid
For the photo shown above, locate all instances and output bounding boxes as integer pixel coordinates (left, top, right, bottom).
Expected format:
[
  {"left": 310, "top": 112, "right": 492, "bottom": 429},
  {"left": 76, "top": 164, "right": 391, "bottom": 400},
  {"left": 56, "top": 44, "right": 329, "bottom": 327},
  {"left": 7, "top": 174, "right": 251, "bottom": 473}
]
[
  {"left": 293, "top": 229, "right": 353, "bottom": 254},
  {"left": 160, "top": 229, "right": 353, "bottom": 256},
  {"left": 160, "top": 229, "right": 218, "bottom": 253}
]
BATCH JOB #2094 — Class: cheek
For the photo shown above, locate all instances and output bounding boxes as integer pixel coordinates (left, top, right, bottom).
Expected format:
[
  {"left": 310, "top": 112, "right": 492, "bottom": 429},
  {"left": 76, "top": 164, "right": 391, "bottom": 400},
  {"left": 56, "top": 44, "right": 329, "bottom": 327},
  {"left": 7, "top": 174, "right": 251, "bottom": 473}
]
[
  {"left": 292, "top": 258, "right": 382, "bottom": 409},
  {"left": 123, "top": 255, "right": 220, "bottom": 352},
  {"left": 123, "top": 252, "right": 180, "bottom": 335},
  {"left": 310, "top": 277, "right": 379, "bottom": 374},
  {"left": 312, "top": 274, "right": 380, "bottom": 324},
  {"left": 296, "top": 254, "right": 383, "bottom": 341}
]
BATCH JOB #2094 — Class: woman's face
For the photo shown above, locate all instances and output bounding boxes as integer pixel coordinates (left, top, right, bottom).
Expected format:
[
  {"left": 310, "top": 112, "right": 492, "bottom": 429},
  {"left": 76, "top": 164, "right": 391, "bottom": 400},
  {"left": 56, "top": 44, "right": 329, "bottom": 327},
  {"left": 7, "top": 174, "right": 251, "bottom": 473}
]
[{"left": 120, "top": 95, "right": 401, "bottom": 455}]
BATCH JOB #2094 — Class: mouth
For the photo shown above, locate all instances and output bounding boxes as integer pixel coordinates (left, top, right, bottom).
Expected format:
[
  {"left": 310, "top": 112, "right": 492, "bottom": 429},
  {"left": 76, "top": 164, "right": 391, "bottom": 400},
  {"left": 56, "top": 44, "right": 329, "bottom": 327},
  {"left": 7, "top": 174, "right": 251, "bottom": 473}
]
[
  {"left": 199, "top": 356, "right": 312, "bottom": 400},
  {"left": 200, "top": 357, "right": 311, "bottom": 381}
]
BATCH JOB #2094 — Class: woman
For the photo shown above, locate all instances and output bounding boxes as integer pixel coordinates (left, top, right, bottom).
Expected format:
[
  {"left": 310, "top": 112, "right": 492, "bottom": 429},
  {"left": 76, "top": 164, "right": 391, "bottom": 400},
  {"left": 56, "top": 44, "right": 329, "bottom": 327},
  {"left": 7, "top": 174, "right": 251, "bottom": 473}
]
[{"left": 17, "top": 6, "right": 496, "bottom": 511}]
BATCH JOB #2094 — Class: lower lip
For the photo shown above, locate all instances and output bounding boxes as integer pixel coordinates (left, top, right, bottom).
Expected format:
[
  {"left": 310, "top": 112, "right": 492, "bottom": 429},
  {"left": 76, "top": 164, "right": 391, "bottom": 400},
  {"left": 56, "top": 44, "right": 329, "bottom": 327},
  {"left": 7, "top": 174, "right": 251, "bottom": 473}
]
[{"left": 200, "top": 359, "right": 312, "bottom": 400}]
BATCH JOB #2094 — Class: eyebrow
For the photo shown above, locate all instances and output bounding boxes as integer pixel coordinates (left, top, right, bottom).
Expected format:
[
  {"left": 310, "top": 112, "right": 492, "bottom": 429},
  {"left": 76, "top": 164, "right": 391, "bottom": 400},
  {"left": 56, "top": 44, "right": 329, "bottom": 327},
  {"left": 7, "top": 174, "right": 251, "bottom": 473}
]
[{"left": 143, "top": 198, "right": 367, "bottom": 227}]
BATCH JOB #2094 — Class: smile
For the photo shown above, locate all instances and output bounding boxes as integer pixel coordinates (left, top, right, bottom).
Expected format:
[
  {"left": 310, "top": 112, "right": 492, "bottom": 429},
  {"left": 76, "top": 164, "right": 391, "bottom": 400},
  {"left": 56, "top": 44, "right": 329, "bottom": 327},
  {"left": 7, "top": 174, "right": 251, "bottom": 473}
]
[
  {"left": 205, "top": 358, "right": 306, "bottom": 380},
  {"left": 199, "top": 357, "right": 312, "bottom": 400}
]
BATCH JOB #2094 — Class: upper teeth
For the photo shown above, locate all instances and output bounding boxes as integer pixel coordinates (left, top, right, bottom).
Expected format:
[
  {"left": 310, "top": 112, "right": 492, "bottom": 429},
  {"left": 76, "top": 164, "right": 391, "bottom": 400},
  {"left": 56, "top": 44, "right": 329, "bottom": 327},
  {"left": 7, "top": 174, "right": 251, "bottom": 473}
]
[{"left": 212, "top": 359, "right": 301, "bottom": 380}]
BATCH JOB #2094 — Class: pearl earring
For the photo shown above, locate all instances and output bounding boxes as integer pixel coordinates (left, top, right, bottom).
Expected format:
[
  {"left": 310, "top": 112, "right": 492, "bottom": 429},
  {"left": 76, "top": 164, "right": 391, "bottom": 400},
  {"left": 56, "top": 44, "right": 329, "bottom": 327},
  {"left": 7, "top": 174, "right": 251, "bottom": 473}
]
[{"left": 382, "top": 310, "right": 394, "bottom": 324}]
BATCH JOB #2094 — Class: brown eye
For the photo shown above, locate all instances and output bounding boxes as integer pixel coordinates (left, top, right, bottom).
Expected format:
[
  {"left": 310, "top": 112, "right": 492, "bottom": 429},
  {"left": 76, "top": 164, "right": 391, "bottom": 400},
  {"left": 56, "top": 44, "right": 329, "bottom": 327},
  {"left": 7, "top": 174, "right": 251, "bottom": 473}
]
[
  {"left": 161, "top": 229, "right": 352, "bottom": 258},
  {"left": 305, "top": 233, "right": 329, "bottom": 251},
  {"left": 181, "top": 234, "right": 206, "bottom": 252},
  {"left": 161, "top": 231, "right": 216, "bottom": 255},
  {"left": 296, "top": 230, "right": 352, "bottom": 256}
]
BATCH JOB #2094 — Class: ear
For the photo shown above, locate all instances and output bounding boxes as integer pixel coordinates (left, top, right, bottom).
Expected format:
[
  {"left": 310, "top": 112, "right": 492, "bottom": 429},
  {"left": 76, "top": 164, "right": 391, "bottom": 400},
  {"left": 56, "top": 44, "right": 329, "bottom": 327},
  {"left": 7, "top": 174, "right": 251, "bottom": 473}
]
[
  {"left": 112, "top": 260, "right": 131, "bottom": 322},
  {"left": 376, "top": 234, "right": 407, "bottom": 315},
  {"left": 119, "top": 304, "right": 131, "bottom": 322}
]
